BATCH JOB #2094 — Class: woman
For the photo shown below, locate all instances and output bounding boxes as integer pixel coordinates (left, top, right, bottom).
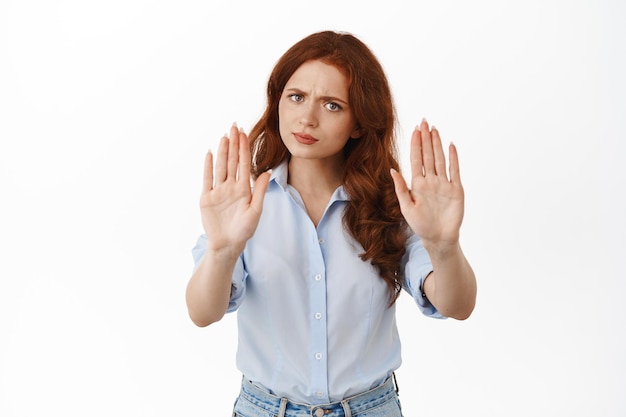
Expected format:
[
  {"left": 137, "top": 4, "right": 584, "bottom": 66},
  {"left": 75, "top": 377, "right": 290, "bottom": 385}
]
[{"left": 186, "top": 30, "right": 476, "bottom": 417}]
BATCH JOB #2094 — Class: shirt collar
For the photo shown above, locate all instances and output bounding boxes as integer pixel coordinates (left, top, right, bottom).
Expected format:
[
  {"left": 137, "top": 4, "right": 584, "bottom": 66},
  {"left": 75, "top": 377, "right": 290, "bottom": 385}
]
[
  {"left": 269, "top": 161, "right": 350, "bottom": 202},
  {"left": 270, "top": 161, "right": 290, "bottom": 190}
]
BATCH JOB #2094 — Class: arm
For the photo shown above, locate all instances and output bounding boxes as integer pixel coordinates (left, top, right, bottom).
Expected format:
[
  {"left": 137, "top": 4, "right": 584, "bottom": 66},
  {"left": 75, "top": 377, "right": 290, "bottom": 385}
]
[
  {"left": 421, "top": 243, "right": 476, "bottom": 320},
  {"left": 391, "top": 119, "right": 476, "bottom": 320},
  {"left": 186, "top": 124, "right": 270, "bottom": 327},
  {"left": 186, "top": 247, "right": 241, "bottom": 327}
]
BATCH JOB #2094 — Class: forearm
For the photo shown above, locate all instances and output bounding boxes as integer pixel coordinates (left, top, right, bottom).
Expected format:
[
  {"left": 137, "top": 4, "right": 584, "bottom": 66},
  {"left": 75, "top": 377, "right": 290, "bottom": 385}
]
[
  {"left": 185, "top": 249, "right": 239, "bottom": 327},
  {"left": 423, "top": 242, "right": 476, "bottom": 320}
]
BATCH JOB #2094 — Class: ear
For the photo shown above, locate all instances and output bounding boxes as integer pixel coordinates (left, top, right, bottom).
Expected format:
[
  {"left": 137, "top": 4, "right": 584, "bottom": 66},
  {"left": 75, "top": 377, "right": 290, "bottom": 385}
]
[{"left": 349, "top": 125, "right": 363, "bottom": 140}]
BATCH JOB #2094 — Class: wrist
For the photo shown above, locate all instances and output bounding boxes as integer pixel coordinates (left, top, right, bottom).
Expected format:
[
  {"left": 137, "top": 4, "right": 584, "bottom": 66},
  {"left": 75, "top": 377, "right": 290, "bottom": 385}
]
[
  {"left": 204, "top": 243, "right": 243, "bottom": 263},
  {"left": 422, "top": 239, "right": 461, "bottom": 262}
]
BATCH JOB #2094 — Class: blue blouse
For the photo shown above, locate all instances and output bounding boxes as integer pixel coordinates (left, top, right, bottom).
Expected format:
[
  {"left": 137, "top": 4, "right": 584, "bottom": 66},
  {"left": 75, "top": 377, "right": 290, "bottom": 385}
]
[{"left": 192, "top": 162, "right": 443, "bottom": 405}]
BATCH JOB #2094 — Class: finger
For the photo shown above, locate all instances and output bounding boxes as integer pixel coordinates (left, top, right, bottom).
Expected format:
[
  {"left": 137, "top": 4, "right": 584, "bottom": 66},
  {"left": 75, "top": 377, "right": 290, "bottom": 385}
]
[
  {"left": 227, "top": 123, "right": 239, "bottom": 180},
  {"left": 449, "top": 142, "right": 462, "bottom": 185},
  {"left": 250, "top": 170, "right": 271, "bottom": 213},
  {"left": 237, "top": 128, "right": 252, "bottom": 183},
  {"left": 214, "top": 135, "right": 229, "bottom": 183},
  {"left": 420, "top": 119, "right": 436, "bottom": 175},
  {"left": 410, "top": 127, "right": 423, "bottom": 179},
  {"left": 390, "top": 168, "right": 413, "bottom": 210},
  {"left": 202, "top": 150, "right": 214, "bottom": 192},
  {"left": 431, "top": 126, "right": 447, "bottom": 179}
]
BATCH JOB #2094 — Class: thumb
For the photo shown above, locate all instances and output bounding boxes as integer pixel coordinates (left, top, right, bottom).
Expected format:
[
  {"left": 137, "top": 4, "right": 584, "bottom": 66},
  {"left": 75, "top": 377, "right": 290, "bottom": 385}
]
[
  {"left": 390, "top": 168, "right": 412, "bottom": 209},
  {"left": 250, "top": 170, "right": 271, "bottom": 212}
]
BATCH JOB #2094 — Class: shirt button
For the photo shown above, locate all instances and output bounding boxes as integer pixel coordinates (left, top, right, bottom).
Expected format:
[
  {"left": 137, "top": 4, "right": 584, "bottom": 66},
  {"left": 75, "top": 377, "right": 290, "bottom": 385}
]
[
  {"left": 316, "top": 391, "right": 324, "bottom": 398},
  {"left": 314, "top": 312, "right": 322, "bottom": 320},
  {"left": 314, "top": 274, "right": 322, "bottom": 281},
  {"left": 315, "top": 352, "right": 322, "bottom": 360},
  {"left": 318, "top": 238, "right": 325, "bottom": 244}
]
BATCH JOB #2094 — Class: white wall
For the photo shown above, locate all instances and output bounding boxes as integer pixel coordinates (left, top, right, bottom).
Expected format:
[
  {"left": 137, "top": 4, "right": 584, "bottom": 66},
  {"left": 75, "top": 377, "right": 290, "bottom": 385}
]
[{"left": 1, "top": 1, "right": 624, "bottom": 416}]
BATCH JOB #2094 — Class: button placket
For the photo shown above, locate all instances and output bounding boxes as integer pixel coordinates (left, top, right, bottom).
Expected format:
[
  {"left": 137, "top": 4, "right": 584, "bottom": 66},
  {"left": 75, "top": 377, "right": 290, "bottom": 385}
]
[{"left": 309, "top": 222, "right": 329, "bottom": 404}]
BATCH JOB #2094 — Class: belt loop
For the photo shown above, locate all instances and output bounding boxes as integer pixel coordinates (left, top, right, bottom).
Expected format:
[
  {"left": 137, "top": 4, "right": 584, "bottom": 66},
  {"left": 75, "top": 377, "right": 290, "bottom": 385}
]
[
  {"left": 278, "top": 397, "right": 288, "bottom": 417},
  {"left": 392, "top": 372, "right": 400, "bottom": 395},
  {"left": 340, "top": 400, "right": 352, "bottom": 417}
]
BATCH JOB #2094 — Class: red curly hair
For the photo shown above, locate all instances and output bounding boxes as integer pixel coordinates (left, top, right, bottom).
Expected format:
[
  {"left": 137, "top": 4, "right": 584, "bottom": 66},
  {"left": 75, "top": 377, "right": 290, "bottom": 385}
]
[{"left": 249, "top": 30, "right": 408, "bottom": 305}]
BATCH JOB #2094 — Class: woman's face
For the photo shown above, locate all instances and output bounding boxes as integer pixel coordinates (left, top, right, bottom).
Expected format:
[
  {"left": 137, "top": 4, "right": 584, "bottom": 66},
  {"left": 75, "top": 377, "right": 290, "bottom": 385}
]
[{"left": 278, "top": 60, "right": 361, "bottom": 166}]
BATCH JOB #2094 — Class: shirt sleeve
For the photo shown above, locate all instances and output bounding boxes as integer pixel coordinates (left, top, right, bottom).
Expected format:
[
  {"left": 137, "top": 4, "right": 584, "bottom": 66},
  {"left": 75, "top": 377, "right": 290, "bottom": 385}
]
[
  {"left": 191, "top": 234, "right": 247, "bottom": 313},
  {"left": 402, "top": 234, "right": 446, "bottom": 319}
]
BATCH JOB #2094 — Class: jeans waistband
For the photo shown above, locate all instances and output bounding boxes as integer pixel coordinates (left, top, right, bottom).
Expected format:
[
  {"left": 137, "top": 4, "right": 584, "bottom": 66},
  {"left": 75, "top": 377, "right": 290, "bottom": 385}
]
[{"left": 238, "top": 374, "right": 398, "bottom": 417}]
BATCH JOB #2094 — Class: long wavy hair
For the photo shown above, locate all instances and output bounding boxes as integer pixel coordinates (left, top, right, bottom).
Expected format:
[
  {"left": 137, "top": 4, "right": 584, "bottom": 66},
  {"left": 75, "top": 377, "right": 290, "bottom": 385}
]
[{"left": 249, "top": 30, "right": 408, "bottom": 305}]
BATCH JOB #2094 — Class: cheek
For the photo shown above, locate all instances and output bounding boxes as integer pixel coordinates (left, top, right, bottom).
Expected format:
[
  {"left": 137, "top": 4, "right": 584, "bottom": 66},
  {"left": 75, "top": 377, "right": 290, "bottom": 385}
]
[
  {"left": 278, "top": 109, "right": 286, "bottom": 129},
  {"left": 277, "top": 103, "right": 290, "bottom": 142},
  {"left": 277, "top": 100, "right": 290, "bottom": 126},
  {"left": 335, "top": 118, "right": 357, "bottom": 138}
]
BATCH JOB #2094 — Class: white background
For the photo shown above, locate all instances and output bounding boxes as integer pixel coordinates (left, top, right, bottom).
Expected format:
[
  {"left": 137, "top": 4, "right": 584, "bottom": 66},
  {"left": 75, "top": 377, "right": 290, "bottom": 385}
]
[{"left": 1, "top": 1, "right": 625, "bottom": 416}]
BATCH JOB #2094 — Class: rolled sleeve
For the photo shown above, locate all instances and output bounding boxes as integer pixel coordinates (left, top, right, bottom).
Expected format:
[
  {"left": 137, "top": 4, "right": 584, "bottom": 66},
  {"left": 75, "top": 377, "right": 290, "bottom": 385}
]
[
  {"left": 191, "top": 234, "right": 247, "bottom": 313},
  {"left": 402, "top": 234, "right": 445, "bottom": 319}
]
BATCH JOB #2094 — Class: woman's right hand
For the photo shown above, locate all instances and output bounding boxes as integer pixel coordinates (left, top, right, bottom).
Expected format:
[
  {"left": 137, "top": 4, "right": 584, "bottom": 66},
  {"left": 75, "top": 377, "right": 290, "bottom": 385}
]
[{"left": 200, "top": 123, "right": 271, "bottom": 259}]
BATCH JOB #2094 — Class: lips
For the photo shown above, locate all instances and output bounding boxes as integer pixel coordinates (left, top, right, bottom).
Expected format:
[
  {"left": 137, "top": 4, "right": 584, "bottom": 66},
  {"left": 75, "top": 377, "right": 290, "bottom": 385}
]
[{"left": 293, "top": 132, "right": 318, "bottom": 145}]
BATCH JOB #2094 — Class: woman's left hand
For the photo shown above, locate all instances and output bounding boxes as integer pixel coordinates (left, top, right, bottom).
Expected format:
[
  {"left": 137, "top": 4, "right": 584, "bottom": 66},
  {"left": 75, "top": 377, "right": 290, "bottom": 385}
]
[{"left": 390, "top": 119, "right": 465, "bottom": 252}]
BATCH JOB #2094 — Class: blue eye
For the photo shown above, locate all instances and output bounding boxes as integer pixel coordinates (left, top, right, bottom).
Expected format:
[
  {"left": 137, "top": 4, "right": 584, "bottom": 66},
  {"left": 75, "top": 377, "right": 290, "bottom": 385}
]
[
  {"left": 325, "top": 102, "right": 342, "bottom": 111},
  {"left": 289, "top": 94, "right": 303, "bottom": 102}
]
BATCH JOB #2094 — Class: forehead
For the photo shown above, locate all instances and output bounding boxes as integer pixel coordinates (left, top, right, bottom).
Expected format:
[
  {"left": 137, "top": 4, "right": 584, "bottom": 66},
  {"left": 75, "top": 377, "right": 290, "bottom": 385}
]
[{"left": 285, "top": 60, "right": 350, "bottom": 96}]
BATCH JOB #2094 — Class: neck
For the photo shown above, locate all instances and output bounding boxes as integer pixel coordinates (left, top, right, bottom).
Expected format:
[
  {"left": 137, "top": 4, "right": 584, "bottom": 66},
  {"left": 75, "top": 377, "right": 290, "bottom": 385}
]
[{"left": 287, "top": 156, "right": 344, "bottom": 196}]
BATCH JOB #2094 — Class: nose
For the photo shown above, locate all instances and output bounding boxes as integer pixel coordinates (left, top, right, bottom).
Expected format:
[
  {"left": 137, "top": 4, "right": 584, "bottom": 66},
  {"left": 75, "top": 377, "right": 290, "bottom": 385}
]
[{"left": 299, "top": 102, "right": 318, "bottom": 127}]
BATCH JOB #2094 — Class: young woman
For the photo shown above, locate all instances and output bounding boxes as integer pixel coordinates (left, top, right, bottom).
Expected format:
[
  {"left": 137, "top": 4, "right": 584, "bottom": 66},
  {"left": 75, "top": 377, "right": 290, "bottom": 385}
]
[{"left": 186, "top": 30, "right": 476, "bottom": 417}]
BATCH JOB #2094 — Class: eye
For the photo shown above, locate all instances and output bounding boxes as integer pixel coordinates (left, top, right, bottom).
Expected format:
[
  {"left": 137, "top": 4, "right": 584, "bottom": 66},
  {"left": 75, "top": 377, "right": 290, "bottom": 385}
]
[
  {"left": 288, "top": 93, "right": 304, "bottom": 103},
  {"left": 325, "top": 102, "right": 342, "bottom": 112}
]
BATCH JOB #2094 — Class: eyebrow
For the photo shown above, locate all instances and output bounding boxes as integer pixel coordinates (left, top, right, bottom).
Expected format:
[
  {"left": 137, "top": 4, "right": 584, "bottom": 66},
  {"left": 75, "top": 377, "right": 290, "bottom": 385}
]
[{"left": 284, "top": 88, "right": 349, "bottom": 106}]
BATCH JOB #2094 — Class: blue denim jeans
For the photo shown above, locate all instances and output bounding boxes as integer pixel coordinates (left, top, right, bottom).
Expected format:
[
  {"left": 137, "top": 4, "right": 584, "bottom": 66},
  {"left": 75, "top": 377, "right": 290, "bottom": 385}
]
[{"left": 232, "top": 375, "right": 403, "bottom": 417}]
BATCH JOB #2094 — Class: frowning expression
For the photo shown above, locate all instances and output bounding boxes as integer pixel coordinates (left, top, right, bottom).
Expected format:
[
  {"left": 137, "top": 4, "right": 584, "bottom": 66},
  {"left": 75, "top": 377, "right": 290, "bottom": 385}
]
[{"left": 278, "top": 60, "right": 361, "bottom": 165}]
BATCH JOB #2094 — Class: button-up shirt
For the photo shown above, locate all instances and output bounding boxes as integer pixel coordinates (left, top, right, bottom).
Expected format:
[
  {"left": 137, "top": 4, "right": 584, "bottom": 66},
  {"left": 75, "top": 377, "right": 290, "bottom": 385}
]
[{"left": 192, "top": 162, "right": 443, "bottom": 405}]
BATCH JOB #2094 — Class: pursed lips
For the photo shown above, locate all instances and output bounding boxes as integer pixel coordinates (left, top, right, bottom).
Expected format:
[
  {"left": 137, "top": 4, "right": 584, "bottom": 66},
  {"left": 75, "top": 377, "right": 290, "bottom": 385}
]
[{"left": 293, "top": 132, "right": 318, "bottom": 144}]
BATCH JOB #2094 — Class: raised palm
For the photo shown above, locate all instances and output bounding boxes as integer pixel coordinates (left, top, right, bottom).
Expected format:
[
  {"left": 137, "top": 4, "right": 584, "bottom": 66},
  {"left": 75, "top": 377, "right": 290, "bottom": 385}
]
[
  {"left": 200, "top": 124, "right": 271, "bottom": 257},
  {"left": 391, "top": 119, "right": 465, "bottom": 249}
]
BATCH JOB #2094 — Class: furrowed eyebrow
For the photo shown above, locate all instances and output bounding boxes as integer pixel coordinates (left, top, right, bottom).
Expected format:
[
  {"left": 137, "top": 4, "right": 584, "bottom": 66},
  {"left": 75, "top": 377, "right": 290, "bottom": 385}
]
[
  {"left": 320, "top": 95, "right": 349, "bottom": 106},
  {"left": 284, "top": 88, "right": 305, "bottom": 94},
  {"left": 284, "top": 88, "right": 349, "bottom": 105}
]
